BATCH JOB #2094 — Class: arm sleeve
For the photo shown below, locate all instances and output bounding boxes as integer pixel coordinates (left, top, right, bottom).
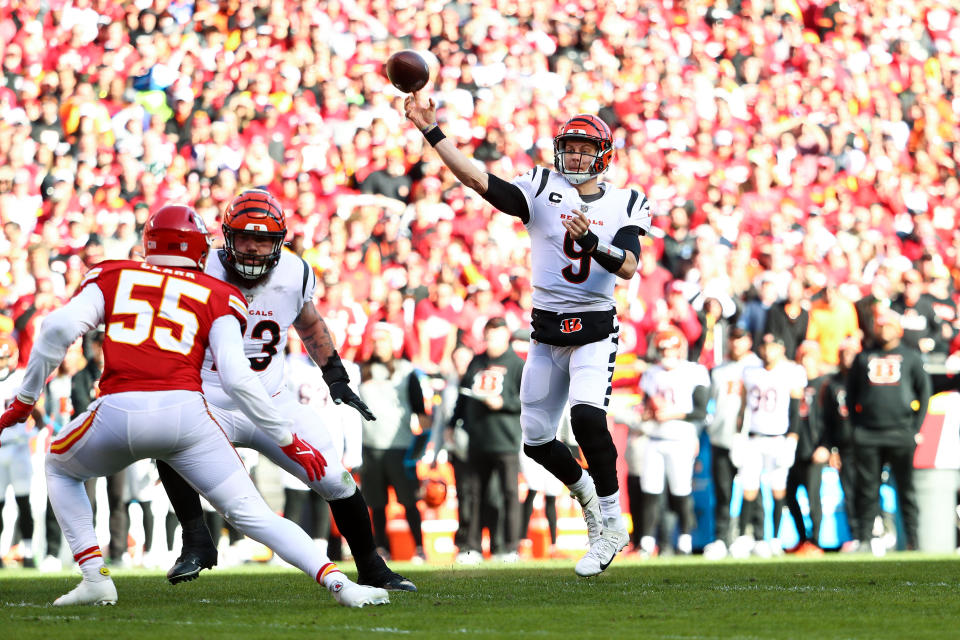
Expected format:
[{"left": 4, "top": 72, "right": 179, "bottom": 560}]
[
  {"left": 18, "top": 284, "right": 104, "bottom": 402},
  {"left": 787, "top": 397, "right": 801, "bottom": 435},
  {"left": 685, "top": 385, "right": 709, "bottom": 424},
  {"left": 209, "top": 315, "right": 294, "bottom": 447},
  {"left": 482, "top": 173, "right": 530, "bottom": 222},
  {"left": 407, "top": 372, "right": 427, "bottom": 415},
  {"left": 612, "top": 225, "right": 642, "bottom": 260}
]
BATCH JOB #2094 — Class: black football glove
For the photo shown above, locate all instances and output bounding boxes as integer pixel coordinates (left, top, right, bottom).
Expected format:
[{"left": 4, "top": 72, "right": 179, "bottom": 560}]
[{"left": 322, "top": 352, "right": 376, "bottom": 421}]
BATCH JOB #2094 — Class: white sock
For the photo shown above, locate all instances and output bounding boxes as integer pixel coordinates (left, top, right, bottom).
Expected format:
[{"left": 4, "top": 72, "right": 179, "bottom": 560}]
[
  {"left": 677, "top": 534, "right": 692, "bottom": 554},
  {"left": 319, "top": 565, "right": 348, "bottom": 590},
  {"left": 598, "top": 491, "right": 622, "bottom": 522},
  {"left": 568, "top": 470, "right": 595, "bottom": 499},
  {"left": 23, "top": 538, "right": 34, "bottom": 559},
  {"left": 80, "top": 559, "right": 111, "bottom": 582},
  {"left": 640, "top": 536, "right": 657, "bottom": 553}
]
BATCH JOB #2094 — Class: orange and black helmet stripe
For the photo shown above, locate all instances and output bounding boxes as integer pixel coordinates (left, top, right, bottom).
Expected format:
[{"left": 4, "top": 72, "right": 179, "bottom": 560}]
[
  {"left": 225, "top": 189, "right": 285, "bottom": 229},
  {"left": 563, "top": 115, "right": 610, "bottom": 138}
]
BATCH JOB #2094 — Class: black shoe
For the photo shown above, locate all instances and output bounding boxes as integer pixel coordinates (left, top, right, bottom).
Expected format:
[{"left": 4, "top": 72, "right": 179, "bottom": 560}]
[
  {"left": 167, "top": 548, "right": 217, "bottom": 585},
  {"left": 358, "top": 568, "right": 417, "bottom": 592},
  {"left": 21, "top": 557, "right": 35, "bottom": 569}
]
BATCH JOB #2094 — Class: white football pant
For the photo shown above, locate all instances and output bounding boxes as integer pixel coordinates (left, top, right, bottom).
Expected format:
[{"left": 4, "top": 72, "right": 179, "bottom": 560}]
[
  {"left": 519, "top": 335, "right": 618, "bottom": 446},
  {"left": 46, "top": 390, "right": 332, "bottom": 579}
]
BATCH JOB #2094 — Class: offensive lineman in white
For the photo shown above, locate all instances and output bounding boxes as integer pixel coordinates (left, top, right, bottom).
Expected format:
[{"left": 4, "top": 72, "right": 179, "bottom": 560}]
[
  {"left": 158, "top": 190, "right": 415, "bottom": 592},
  {"left": 404, "top": 94, "right": 651, "bottom": 576},
  {"left": 731, "top": 333, "right": 805, "bottom": 557},
  {"left": 637, "top": 329, "right": 710, "bottom": 557}
]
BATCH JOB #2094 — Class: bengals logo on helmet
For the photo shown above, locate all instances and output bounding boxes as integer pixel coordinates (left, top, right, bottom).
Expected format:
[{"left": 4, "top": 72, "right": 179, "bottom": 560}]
[{"left": 560, "top": 318, "right": 582, "bottom": 334}]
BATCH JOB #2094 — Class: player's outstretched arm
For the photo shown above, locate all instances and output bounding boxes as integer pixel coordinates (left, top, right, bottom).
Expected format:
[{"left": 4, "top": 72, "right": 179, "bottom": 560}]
[
  {"left": 404, "top": 92, "right": 489, "bottom": 194},
  {"left": 293, "top": 301, "right": 376, "bottom": 421},
  {"left": 19, "top": 286, "right": 103, "bottom": 405},
  {"left": 2, "top": 287, "right": 102, "bottom": 432}
]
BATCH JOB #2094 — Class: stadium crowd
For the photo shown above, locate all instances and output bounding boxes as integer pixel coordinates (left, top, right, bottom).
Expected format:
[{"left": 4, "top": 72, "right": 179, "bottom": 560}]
[{"left": 1, "top": 0, "right": 960, "bottom": 567}]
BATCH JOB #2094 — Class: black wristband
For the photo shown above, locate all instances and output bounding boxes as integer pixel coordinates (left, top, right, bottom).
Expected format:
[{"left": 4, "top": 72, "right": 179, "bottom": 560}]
[
  {"left": 320, "top": 351, "right": 350, "bottom": 386},
  {"left": 592, "top": 240, "right": 627, "bottom": 273},
  {"left": 577, "top": 229, "right": 599, "bottom": 254},
  {"left": 424, "top": 125, "right": 446, "bottom": 147}
]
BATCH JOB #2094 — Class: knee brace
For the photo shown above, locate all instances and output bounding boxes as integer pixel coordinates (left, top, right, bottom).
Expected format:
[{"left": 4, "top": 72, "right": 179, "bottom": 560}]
[
  {"left": 522, "top": 440, "right": 582, "bottom": 485},
  {"left": 570, "top": 404, "right": 618, "bottom": 495}
]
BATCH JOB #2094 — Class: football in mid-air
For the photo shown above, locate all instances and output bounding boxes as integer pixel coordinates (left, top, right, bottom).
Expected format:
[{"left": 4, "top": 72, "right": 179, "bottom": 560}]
[{"left": 385, "top": 50, "right": 429, "bottom": 93}]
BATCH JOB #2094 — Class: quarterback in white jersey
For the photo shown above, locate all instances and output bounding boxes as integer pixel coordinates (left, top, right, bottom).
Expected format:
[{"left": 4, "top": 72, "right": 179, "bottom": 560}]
[
  {"left": 157, "top": 189, "right": 416, "bottom": 593},
  {"left": 405, "top": 96, "right": 650, "bottom": 576},
  {"left": 0, "top": 335, "right": 38, "bottom": 567},
  {"left": 636, "top": 329, "right": 710, "bottom": 556},
  {"left": 733, "top": 333, "right": 805, "bottom": 552}
]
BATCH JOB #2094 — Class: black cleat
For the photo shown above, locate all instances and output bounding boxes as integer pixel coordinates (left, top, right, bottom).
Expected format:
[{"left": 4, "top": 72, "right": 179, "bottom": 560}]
[
  {"left": 358, "top": 569, "right": 418, "bottom": 592},
  {"left": 167, "top": 548, "right": 217, "bottom": 585}
]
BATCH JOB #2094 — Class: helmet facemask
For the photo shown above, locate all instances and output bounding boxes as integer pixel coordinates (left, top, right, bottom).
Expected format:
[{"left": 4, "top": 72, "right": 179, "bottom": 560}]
[
  {"left": 554, "top": 136, "right": 605, "bottom": 185},
  {"left": 222, "top": 226, "right": 285, "bottom": 280}
]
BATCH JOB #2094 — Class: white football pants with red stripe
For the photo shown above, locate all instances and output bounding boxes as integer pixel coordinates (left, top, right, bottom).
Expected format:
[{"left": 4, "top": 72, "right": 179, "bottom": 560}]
[{"left": 46, "top": 389, "right": 333, "bottom": 580}]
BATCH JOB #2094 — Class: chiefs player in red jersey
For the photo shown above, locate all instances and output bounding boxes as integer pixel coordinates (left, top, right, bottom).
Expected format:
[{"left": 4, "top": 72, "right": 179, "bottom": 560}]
[{"left": 0, "top": 205, "right": 389, "bottom": 609}]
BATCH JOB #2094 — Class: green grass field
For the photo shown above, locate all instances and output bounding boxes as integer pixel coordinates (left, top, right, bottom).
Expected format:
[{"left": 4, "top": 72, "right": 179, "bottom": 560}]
[{"left": 2, "top": 554, "right": 959, "bottom": 639}]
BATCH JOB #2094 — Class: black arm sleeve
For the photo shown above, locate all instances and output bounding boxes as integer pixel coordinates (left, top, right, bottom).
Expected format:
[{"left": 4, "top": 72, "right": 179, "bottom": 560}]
[
  {"left": 788, "top": 397, "right": 801, "bottom": 435},
  {"left": 684, "top": 385, "right": 709, "bottom": 424},
  {"left": 612, "top": 225, "right": 643, "bottom": 260},
  {"left": 407, "top": 372, "right": 426, "bottom": 415},
  {"left": 481, "top": 173, "right": 530, "bottom": 222}
]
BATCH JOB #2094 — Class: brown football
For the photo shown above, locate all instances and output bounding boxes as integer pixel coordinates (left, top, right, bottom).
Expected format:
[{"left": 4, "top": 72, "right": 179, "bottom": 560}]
[{"left": 385, "top": 50, "right": 429, "bottom": 93}]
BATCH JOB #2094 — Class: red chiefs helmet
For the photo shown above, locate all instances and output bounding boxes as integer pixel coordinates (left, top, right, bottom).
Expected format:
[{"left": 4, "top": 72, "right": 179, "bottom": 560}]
[
  {"left": 0, "top": 333, "right": 18, "bottom": 380},
  {"left": 653, "top": 328, "right": 687, "bottom": 365},
  {"left": 421, "top": 477, "right": 448, "bottom": 509},
  {"left": 553, "top": 114, "right": 614, "bottom": 185},
  {"left": 143, "top": 204, "right": 212, "bottom": 270},
  {"left": 222, "top": 188, "right": 286, "bottom": 280}
]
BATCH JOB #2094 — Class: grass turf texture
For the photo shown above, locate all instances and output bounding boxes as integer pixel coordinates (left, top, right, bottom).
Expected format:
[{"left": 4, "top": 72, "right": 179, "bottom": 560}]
[{"left": 2, "top": 555, "right": 959, "bottom": 639}]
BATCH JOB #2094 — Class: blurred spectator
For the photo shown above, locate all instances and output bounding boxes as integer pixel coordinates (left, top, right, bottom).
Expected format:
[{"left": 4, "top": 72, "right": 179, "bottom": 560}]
[
  {"left": 784, "top": 341, "right": 830, "bottom": 556},
  {"left": 661, "top": 205, "right": 695, "bottom": 279},
  {"left": 891, "top": 269, "right": 939, "bottom": 355},
  {"left": 450, "top": 317, "right": 524, "bottom": 562},
  {"left": 357, "top": 326, "right": 430, "bottom": 562},
  {"left": 824, "top": 336, "right": 861, "bottom": 552},
  {"left": 855, "top": 275, "right": 894, "bottom": 351},
  {"left": 806, "top": 280, "right": 859, "bottom": 368},
  {"left": 847, "top": 310, "right": 930, "bottom": 552},
  {"left": 739, "top": 271, "right": 781, "bottom": 349},
  {"left": 764, "top": 276, "right": 809, "bottom": 360}
]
